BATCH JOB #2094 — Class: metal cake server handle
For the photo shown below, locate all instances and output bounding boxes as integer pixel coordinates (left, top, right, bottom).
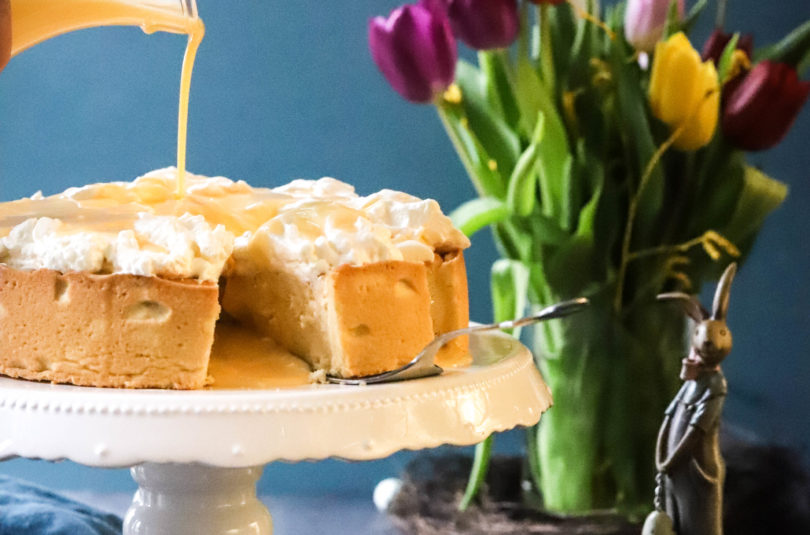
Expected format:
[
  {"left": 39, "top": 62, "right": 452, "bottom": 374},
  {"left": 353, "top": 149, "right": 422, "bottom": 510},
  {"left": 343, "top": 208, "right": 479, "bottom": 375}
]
[{"left": 326, "top": 297, "right": 589, "bottom": 385}]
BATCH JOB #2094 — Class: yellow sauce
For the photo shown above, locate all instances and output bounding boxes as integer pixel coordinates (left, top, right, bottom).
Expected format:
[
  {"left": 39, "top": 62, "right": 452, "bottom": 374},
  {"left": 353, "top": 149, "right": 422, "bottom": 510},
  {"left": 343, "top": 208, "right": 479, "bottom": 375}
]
[
  {"left": 0, "top": 175, "right": 293, "bottom": 237},
  {"left": 9, "top": 0, "right": 205, "bottom": 197},
  {"left": 206, "top": 322, "right": 313, "bottom": 390},
  {"left": 174, "top": 18, "right": 204, "bottom": 197}
]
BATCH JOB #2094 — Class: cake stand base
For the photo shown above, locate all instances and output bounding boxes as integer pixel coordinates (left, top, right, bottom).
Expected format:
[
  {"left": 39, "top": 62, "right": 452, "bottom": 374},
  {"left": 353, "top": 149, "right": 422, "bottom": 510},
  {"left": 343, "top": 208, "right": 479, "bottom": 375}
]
[{"left": 123, "top": 463, "right": 272, "bottom": 535}]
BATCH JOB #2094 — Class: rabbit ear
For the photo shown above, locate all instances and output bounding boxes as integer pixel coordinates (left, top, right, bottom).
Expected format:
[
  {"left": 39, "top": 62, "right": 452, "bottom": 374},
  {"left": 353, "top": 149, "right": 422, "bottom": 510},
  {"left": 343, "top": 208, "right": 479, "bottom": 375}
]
[
  {"left": 657, "top": 292, "right": 709, "bottom": 322},
  {"left": 712, "top": 262, "right": 737, "bottom": 321}
]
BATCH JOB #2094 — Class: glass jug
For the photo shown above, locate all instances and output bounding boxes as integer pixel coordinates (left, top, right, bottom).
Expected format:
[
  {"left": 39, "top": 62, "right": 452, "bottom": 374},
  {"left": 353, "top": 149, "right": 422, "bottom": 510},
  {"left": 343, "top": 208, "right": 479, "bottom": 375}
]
[
  {"left": 5, "top": 0, "right": 199, "bottom": 58},
  {"left": 0, "top": 0, "right": 203, "bottom": 194}
]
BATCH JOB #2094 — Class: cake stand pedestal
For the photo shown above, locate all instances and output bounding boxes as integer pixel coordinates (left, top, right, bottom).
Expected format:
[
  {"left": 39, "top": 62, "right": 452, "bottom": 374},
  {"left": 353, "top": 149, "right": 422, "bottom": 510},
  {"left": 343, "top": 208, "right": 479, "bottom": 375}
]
[{"left": 0, "top": 330, "right": 552, "bottom": 535}]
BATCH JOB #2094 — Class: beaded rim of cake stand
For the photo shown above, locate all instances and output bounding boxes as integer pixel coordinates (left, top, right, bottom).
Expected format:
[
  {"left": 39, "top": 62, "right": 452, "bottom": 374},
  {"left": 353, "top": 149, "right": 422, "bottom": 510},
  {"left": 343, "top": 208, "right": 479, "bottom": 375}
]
[
  {"left": 0, "top": 330, "right": 551, "bottom": 466},
  {"left": 0, "top": 352, "right": 544, "bottom": 417},
  {"left": 0, "top": 328, "right": 549, "bottom": 417}
]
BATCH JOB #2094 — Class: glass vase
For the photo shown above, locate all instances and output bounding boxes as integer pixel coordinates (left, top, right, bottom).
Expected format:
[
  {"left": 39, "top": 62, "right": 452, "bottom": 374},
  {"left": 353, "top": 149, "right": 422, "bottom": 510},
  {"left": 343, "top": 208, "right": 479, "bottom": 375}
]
[{"left": 524, "top": 285, "right": 686, "bottom": 516}]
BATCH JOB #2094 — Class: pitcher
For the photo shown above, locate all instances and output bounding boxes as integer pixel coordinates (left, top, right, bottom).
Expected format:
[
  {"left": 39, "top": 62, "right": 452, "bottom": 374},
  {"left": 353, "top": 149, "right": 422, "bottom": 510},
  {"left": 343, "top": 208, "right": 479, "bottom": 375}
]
[
  {"left": 1, "top": 0, "right": 199, "bottom": 58},
  {"left": 0, "top": 0, "right": 202, "bottom": 194}
]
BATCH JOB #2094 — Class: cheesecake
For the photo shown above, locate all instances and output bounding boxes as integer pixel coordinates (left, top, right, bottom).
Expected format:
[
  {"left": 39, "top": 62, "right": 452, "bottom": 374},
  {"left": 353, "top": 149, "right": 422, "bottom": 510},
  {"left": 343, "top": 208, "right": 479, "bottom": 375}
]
[{"left": 0, "top": 169, "right": 471, "bottom": 388}]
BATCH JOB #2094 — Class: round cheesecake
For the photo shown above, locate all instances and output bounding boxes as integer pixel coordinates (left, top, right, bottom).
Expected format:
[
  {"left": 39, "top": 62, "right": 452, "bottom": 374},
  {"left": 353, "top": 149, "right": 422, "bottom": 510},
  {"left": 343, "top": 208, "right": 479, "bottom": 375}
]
[{"left": 0, "top": 169, "right": 471, "bottom": 388}]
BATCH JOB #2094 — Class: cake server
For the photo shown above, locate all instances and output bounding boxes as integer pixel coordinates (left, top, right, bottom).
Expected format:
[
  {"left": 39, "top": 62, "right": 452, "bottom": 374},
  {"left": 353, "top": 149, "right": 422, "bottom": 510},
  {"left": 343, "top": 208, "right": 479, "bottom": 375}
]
[{"left": 326, "top": 297, "right": 589, "bottom": 385}]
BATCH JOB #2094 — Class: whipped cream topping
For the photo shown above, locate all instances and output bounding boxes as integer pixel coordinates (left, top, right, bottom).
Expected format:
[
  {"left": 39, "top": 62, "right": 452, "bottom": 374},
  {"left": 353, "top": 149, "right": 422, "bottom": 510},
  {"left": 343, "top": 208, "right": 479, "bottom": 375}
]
[
  {"left": 234, "top": 177, "right": 470, "bottom": 277},
  {"left": 0, "top": 169, "right": 469, "bottom": 281},
  {"left": 0, "top": 213, "right": 233, "bottom": 281}
]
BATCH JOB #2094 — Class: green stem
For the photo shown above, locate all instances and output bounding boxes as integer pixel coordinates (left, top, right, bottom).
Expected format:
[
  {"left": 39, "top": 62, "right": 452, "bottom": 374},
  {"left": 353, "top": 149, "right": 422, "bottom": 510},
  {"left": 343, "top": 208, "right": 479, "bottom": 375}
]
[
  {"left": 518, "top": 1, "right": 530, "bottom": 60},
  {"left": 525, "top": 424, "right": 543, "bottom": 495},
  {"left": 613, "top": 125, "right": 681, "bottom": 313},
  {"left": 539, "top": 4, "right": 556, "bottom": 96},
  {"left": 459, "top": 435, "right": 494, "bottom": 510},
  {"left": 435, "top": 102, "right": 484, "bottom": 197},
  {"left": 715, "top": 0, "right": 728, "bottom": 29},
  {"left": 478, "top": 51, "right": 505, "bottom": 120}
]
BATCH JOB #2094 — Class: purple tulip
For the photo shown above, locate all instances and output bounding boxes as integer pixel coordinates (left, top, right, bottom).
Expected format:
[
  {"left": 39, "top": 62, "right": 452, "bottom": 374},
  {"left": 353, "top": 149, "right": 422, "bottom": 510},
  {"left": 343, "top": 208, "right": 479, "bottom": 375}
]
[
  {"left": 722, "top": 60, "right": 810, "bottom": 151},
  {"left": 624, "top": 0, "right": 685, "bottom": 52},
  {"left": 369, "top": 3, "right": 457, "bottom": 104},
  {"left": 446, "top": 0, "right": 519, "bottom": 50}
]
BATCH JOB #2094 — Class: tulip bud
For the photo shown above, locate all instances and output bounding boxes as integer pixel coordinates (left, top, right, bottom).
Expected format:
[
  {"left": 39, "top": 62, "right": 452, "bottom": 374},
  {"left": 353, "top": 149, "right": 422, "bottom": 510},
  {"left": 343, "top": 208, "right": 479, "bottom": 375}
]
[
  {"left": 722, "top": 60, "right": 810, "bottom": 151},
  {"left": 701, "top": 28, "right": 753, "bottom": 64},
  {"left": 649, "top": 33, "right": 720, "bottom": 151},
  {"left": 445, "top": 0, "right": 519, "bottom": 51},
  {"left": 369, "top": 3, "right": 458, "bottom": 104},
  {"left": 624, "top": 0, "right": 685, "bottom": 53}
]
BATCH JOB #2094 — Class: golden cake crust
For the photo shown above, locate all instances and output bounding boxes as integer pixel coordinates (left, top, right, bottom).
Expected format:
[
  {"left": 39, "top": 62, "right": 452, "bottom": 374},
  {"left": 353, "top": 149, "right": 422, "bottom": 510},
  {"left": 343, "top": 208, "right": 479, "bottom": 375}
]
[
  {"left": 327, "top": 260, "right": 435, "bottom": 377},
  {"left": 426, "top": 251, "right": 471, "bottom": 368},
  {"left": 0, "top": 265, "right": 219, "bottom": 389},
  {"left": 222, "top": 253, "right": 470, "bottom": 378}
]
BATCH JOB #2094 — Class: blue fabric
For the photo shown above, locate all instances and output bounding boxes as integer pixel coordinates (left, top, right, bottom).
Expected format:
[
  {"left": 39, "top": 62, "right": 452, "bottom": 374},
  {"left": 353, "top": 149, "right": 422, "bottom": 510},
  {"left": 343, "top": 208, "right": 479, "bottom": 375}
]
[{"left": 0, "top": 476, "right": 122, "bottom": 535}]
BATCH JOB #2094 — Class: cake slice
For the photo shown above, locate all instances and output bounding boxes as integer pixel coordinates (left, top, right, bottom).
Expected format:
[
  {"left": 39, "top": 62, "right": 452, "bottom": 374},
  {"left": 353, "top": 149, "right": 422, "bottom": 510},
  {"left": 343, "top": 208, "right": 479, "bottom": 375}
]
[
  {"left": 222, "top": 256, "right": 465, "bottom": 378},
  {"left": 221, "top": 182, "right": 471, "bottom": 378}
]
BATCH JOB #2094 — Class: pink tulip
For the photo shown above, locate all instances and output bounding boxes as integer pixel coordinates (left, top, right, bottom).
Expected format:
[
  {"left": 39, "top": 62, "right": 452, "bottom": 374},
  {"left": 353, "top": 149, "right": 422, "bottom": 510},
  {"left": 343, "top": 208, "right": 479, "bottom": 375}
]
[{"left": 624, "top": 0, "right": 685, "bottom": 53}]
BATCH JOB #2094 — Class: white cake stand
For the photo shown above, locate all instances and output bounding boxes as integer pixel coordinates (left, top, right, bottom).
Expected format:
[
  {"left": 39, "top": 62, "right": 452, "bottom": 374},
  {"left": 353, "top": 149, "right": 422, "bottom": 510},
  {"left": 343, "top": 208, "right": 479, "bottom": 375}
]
[{"left": 0, "top": 330, "right": 551, "bottom": 535}]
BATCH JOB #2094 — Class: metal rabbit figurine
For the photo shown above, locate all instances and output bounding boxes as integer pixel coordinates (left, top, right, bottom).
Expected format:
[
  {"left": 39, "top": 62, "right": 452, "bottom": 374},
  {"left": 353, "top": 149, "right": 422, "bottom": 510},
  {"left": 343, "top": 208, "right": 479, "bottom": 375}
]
[{"left": 643, "top": 263, "right": 737, "bottom": 535}]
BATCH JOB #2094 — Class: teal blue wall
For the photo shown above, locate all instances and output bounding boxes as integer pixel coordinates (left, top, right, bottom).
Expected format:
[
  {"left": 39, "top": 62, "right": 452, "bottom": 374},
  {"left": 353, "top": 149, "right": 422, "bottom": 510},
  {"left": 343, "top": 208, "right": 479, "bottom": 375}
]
[{"left": 0, "top": 1, "right": 808, "bottom": 497}]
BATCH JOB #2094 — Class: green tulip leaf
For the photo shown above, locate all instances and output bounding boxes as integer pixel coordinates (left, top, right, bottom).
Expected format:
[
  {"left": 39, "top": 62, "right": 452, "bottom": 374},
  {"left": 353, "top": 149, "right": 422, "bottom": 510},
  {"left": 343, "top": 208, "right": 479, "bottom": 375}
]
[
  {"left": 663, "top": 0, "right": 682, "bottom": 40},
  {"left": 549, "top": 1, "right": 578, "bottom": 78},
  {"left": 507, "top": 114, "right": 545, "bottom": 217},
  {"left": 511, "top": 59, "right": 571, "bottom": 226},
  {"left": 756, "top": 19, "right": 810, "bottom": 67},
  {"left": 689, "top": 149, "right": 746, "bottom": 238},
  {"left": 437, "top": 102, "right": 506, "bottom": 199},
  {"left": 717, "top": 34, "right": 741, "bottom": 83},
  {"left": 478, "top": 50, "right": 521, "bottom": 130},
  {"left": 514, "top": 56, "right": 546, "bottom": 137},
  {"left": 798, "top": 51, "right": 810, "bottom": 78},
  {"left": 456, "top": 60, "right": 522, "bottom": 180},
  {"left": 491, "top": 259, "right": 530, "bottom": 337},
  {"left": 608, "top": 39, "right": 664, "bottom": 248},
  {"left": 530, "top": 213, "right": 572, "bottom": 245},
  {"left": 507, "top": 146, "right": 540, "bottom": 217},
  {"left": 557, "top": 155, "right": 576, "bottom": 231},
  {"left": 680, "top": 0, "right": 709, "bottom": 34},
  {"left": 459, "top": 435, "right": 493, "bottom": 511},
  {"left": 449, "top": 197, "right": 509, "bottom": 238},
  {"left": 575, "top": 173, "right": 603, "bottom": 242},
  {"left": 721, "top": 165, "right": 788, "bottom": 246},
  {"left": 494, "top": 219, "right": 536, "bottom": 263}
]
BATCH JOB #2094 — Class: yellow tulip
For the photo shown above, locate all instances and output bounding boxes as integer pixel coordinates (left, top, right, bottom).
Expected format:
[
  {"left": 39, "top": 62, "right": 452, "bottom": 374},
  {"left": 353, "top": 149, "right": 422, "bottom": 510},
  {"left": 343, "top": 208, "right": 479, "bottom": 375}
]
[{"left": 648, "top": 32, "right": 720, "bottom": 151}]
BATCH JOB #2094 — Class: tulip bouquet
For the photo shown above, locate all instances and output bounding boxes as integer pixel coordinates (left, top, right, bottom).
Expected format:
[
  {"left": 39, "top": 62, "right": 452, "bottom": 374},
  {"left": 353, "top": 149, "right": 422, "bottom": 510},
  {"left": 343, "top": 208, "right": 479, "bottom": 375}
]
[{"left": 369, "top": 0, "right": 810, "bottom": 517}]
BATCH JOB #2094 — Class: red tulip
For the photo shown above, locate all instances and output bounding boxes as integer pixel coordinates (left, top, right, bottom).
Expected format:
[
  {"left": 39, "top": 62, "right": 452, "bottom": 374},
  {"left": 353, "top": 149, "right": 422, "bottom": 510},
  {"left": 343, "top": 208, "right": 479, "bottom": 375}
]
[
  {"left": 446, "top": 0, "right": 520, "bottom": 50},
  {"left": 369, "top": 3, "right": 457, "bottom": 104},
  {"left": 722, "top": 61, "right": 810, "bottom": 151},
  {"left": 701, "top": 29, "right": 753, "bottom": 64}
]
